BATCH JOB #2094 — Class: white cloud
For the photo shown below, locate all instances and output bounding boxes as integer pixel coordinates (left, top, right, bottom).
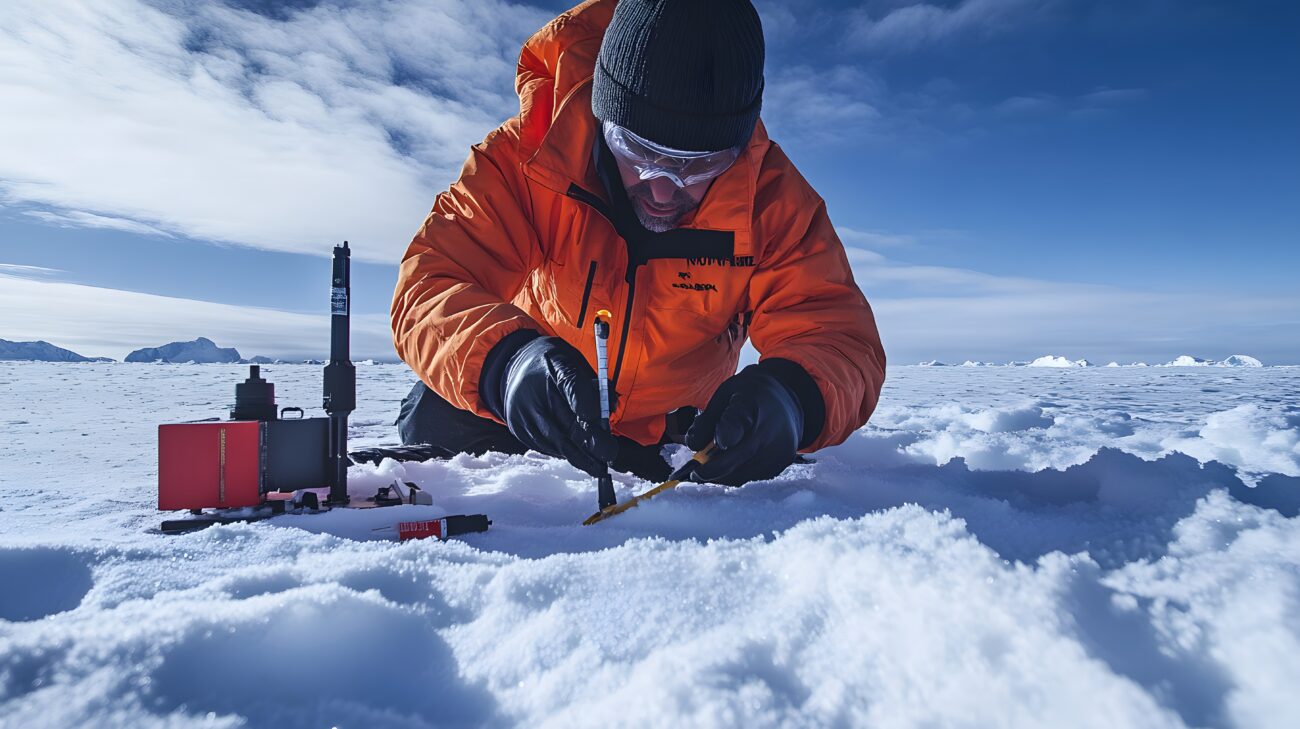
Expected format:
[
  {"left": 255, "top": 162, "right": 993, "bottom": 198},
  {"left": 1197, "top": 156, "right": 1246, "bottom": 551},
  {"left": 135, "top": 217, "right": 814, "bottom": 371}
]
[
  {"left": 23, "top": 210, "right": 174, "bottom": 237},
  {"left": 849, "top": 0, "right": 1056, "bottom": 51},
  {"left": 0, "top": 273, "right": 394, "bottom": 360},
  {"left": 1077, "top": 87, "right": 1148, "bottom": 106},
  {"left": 763, "top": 65, "right": 886, "bottom": 144},
  {"left": 0, "top": 262, "right": 63, "bottom": 277},
  {"left": 0, "top": 0, "right": 550, "bottom": 264},
  {"left": 837, "top": 230, "right": 1300, "bottom": 364},
  {"left": 838, "top": 227, "right": 917, "bottom": 248}
]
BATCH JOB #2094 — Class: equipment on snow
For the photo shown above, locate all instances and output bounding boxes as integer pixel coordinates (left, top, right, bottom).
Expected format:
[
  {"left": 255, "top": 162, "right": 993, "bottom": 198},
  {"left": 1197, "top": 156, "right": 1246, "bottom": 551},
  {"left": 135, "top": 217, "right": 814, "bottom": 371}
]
[
  {"left": 583, "top": 441, "right": 716, "bottom": 525},
  {"left": 156, "top": 242, "right": 490, "bottom": 539},
  {"left": 593, "top": 309, "right": 617, "bottom": 510},
  {"left": 372, "top": 514, "right": 493, "bottom": 542},
  {"left": 323, "top": 241, "right": 355, "bottom": 506}
]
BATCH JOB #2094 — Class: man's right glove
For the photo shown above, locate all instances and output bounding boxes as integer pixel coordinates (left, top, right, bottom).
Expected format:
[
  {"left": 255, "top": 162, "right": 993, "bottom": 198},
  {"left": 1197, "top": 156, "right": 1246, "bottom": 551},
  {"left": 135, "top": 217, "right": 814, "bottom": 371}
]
[
  {"left": 480, "top": 330, "right": 619, "bottom": 478},
  {"left": 684, "top": 359, "right": 825, "bottom": 486}
]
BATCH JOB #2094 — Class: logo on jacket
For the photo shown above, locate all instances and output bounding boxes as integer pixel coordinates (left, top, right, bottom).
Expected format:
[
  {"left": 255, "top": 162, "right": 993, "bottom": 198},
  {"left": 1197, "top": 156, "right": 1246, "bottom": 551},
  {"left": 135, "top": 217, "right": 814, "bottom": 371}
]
[{"left": 686, "top": 255, "right": 755, "bottom": 268}]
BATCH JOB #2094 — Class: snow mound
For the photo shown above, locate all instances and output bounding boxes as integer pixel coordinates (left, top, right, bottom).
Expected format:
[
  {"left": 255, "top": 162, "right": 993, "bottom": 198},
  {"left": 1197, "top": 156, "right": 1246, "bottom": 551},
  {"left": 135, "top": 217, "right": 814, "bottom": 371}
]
[
  {"left": 1028, "top": 355, "right": 1091, "bottom": 368},
  {"left": 1161, "top": 404, "right": 1300, "bottom": 481},
  {"left": 1163, "top": 355, "right": 1215, "bottom": 367},
  {"left": 1161, "top": 355, "right": 1265, "bottom": 368},
  {"left": 1221, "top": 354, "right": 1263, "bottom": 367},
  {"left": 917, "top": 360, "right": 948, "bottom": 366},
  {"left": 961, "top": 360, "right": 996, "bottom": 367}
]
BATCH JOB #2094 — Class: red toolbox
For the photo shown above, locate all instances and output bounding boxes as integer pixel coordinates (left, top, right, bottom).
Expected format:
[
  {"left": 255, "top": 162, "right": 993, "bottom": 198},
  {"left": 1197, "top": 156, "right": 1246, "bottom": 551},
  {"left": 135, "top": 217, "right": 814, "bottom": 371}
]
[{"left": 158, "top": 421, "right": 262, "bottom": 510}]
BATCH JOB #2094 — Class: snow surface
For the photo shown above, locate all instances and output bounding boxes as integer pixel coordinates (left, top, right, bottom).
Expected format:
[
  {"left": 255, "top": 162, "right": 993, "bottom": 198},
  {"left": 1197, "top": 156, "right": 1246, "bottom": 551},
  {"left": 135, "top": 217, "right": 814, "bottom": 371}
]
[{"left": 2, "top": 362, "right": 1299, "bottom": 728}]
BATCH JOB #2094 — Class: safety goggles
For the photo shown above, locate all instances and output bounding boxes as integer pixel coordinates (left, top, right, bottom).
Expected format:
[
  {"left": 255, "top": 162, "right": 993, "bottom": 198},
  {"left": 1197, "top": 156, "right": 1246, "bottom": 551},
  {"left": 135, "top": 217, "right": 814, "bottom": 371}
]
[{"left": 602, "top": 121, "right": 742, "bottom": 188}]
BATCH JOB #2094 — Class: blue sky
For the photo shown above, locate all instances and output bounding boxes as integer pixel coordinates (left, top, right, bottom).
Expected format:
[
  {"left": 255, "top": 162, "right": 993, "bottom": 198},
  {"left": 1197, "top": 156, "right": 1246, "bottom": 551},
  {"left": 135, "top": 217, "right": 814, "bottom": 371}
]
[{"left": 1, "top": 0, "right": 1297, "bottom": 363}]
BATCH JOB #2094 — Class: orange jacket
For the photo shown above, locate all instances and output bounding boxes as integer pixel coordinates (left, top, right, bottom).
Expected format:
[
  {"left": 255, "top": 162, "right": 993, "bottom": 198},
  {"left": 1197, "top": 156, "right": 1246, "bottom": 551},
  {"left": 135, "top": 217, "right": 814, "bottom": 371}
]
[{"left": 392, "top": 0, "right": 885, "bottom": 450}]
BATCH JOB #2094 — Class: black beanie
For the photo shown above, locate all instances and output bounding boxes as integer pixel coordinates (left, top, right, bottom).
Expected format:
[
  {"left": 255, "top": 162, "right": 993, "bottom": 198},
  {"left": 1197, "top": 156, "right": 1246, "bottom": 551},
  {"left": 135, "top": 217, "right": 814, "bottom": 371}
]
[{"left": 591, "top": 0, "right": 765, "bottom": 152}]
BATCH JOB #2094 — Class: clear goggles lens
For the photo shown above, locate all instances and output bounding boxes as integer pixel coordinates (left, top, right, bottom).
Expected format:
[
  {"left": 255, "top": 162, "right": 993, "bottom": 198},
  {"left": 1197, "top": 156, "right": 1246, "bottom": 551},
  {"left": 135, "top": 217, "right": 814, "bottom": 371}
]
[{"left": 603, "top": 121, "right": 741, "bottom": 188}]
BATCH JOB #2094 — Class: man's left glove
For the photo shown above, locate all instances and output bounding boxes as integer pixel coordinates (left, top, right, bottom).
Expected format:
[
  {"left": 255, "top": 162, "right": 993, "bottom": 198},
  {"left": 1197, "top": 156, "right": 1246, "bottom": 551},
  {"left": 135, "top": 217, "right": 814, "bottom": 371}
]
[{"left": 684, "top": 359, "right": 825, "bottom": 486}]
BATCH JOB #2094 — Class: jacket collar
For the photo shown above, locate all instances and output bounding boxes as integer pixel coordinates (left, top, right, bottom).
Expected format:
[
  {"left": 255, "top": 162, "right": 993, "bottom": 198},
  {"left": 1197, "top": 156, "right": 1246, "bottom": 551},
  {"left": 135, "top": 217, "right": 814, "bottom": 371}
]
[{"left": 521, "top": 79, "right": 767, "bottom": 238}]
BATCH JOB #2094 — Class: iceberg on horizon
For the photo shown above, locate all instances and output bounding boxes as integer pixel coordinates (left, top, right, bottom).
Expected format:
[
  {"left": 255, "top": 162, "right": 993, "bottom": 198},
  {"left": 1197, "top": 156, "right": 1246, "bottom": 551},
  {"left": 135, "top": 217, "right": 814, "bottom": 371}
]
[
  {"left": 1028, "top": 355, "right": 1091, "bottom": 368},
  {"left": 1163, "top": 355, "right": 1216, "bottom": 367},
  {"left": 125, "top": 337, "right": 241, "bottom": 364}
]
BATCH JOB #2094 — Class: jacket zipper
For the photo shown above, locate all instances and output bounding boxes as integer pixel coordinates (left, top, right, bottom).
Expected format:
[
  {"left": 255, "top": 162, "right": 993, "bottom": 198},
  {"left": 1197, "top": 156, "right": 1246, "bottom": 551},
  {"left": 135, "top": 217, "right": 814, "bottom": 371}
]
[
  {"left": 576, "top": 260, "right": 597, "bottom": 328},
  {"left": 566, "top": 184, "right": 640, "bottom": 394},
  {"left": 611, "top": 268, "right": 636, "bottom": 389}
]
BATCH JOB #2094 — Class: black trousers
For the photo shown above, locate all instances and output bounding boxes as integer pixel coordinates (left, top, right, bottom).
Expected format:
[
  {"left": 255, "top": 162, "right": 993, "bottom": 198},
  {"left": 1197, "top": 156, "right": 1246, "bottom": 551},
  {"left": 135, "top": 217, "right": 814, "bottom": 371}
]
[{"left": 396, "top": 382, "right": 677, "bottom": 482}]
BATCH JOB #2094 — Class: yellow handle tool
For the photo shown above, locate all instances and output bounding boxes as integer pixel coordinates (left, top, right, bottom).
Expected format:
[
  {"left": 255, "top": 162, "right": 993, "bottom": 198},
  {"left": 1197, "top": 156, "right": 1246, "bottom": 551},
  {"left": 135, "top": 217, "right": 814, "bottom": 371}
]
[{"left": 582, "top": 442, "right": 717, "bottom": 525}]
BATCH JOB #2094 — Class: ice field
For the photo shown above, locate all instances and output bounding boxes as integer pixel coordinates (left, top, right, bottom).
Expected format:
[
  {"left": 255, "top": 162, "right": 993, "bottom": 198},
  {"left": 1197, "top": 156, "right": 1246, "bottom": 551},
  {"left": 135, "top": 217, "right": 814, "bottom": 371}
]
[{"left": 1, "top": 361, "right": 1298, "bottom": 728}]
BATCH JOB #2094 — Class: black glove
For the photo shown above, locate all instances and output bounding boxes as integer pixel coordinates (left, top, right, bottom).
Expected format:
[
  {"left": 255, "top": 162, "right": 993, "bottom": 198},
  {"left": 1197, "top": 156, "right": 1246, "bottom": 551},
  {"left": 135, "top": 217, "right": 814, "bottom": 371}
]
[
  {"left": 684, "top": 359, "right": 825, "bottom": 486},
  {"left": 480, "top": 330, "right": 618, "bottom": 477}
]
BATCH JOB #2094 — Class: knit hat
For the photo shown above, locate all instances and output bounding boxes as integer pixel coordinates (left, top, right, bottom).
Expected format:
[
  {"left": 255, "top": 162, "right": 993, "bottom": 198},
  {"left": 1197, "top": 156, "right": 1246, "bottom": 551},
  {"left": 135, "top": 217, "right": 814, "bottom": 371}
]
[{"left": 591, "top": 0, "right": 765, "bottom": 153}]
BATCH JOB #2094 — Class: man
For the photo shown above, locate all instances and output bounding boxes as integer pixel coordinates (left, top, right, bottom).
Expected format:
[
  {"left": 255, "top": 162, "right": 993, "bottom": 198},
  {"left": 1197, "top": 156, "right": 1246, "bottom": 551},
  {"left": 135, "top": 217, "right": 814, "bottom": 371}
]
[{"left": 391, "top": 0, "right": 885, "bottom": 486}]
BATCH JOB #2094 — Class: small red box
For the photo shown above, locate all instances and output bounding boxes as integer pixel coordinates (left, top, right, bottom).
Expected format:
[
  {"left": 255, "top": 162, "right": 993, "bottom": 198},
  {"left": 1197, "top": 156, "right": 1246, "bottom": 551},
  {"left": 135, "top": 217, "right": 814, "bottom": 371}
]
[{"left": 159, "top": 421, "right": 262, "bottom": 510}]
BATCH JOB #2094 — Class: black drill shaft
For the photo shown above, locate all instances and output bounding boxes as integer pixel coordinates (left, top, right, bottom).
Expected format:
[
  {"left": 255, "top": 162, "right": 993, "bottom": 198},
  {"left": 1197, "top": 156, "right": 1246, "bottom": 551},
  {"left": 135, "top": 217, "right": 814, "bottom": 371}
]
[{"left": 323, "top": 241, "right": 355, "bottom": 506}]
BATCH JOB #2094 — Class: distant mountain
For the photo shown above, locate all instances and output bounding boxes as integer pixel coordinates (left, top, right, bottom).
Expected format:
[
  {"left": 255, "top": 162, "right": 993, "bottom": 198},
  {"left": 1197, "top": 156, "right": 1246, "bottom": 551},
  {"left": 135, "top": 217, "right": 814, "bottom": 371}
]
[
  {"left": 240, "top": 355, "right": 276, "bottom": 364},
  {"left": 125, "top": 337, "right": 241, "bottom": 364},
  {"left": 0, "top": 339, "right": 113, "bottom": 362}
]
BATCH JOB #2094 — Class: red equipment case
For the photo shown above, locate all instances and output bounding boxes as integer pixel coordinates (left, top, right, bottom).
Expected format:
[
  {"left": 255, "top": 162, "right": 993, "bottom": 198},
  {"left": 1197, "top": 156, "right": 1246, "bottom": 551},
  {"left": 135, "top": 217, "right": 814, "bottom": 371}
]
[{"left": 158, "top": 421, "right": 262, "bottom": 510}]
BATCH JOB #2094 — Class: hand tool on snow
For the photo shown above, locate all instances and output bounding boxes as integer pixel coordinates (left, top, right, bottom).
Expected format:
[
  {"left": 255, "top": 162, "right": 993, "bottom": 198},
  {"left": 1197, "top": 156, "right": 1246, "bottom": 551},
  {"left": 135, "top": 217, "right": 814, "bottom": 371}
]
[
  {"left": 593, "top": 309, "right": 617, "bottom": 511},
  {"left": 582, "top": 442, "right": 717, "bottom": 525},
  {"left": 371, "top": 514, "right": 492, "bottom": 541}
]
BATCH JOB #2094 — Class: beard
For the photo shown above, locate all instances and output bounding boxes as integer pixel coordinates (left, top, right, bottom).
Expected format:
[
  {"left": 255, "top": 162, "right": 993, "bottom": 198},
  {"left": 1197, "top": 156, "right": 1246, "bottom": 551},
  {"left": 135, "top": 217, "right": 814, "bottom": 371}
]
[{"left": 625, "top": 179, "right": 698, "bottom": 232}]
